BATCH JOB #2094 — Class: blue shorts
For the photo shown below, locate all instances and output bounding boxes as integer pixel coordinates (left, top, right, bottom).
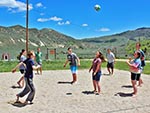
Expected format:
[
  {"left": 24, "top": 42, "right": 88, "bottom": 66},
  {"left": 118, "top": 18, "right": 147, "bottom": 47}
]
[
  {"left": 92, "top": 71, "right": 102, "bottom": 81},
  {"left": 70, "top": 66, "right": 77, "bottom": 74}
]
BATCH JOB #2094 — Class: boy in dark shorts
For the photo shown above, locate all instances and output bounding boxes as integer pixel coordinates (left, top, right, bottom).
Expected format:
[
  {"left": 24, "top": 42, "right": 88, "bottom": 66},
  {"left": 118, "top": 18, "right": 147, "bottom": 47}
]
[{"left": 106, "top": 49, "right": 115, "bottom": 75}]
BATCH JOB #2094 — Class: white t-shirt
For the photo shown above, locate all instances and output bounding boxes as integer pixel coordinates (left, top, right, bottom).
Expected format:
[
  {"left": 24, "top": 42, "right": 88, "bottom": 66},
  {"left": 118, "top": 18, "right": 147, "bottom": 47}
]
[{"left": 107, "top": 52, "right": 115, "bottom": 63}]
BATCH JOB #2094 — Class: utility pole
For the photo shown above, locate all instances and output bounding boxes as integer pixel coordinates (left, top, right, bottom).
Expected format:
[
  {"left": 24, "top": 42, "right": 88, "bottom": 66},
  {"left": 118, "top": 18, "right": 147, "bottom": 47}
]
[{"left": 26, "top": 0, "right": 29, "bottom": 52}]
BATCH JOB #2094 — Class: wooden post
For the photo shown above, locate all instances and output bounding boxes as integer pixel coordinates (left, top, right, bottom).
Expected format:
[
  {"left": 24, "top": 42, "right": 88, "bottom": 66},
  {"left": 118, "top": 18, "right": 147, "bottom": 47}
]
[{"left": 26, "top": 0, "right": 29, "bottom": 52}]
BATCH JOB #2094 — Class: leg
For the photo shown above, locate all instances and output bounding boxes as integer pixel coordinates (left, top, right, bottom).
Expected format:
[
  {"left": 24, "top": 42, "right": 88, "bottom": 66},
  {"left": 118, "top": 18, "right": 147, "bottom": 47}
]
[
  {"left": 137, "top": 73, "right": 142, "bottom": 87},
  {"left": 16, "top": 78, "right": 30, "bottom": 101},
  {"left": 131, "top": 73, "right": 137, "bottom": 96},
  {"left": 110, "top": 62, "right": 114, "bottom": 75},
  {"left": 17, "top": 76, "right": 23, "bottom": 87},
  {"left": 25, "top": 78, "right": 35, "bottom": 103},
  {"left": 93, "top": 80, "right": 97, "bottom": 92},
  {"left": 138, "top": 78, "right": 143, "bottom": 86},
  {"left": 37, "top": 69, "right": 39, "bottom": 74},
  {"left": 131, "top": 80, "right": 137, "bottom": 96},
  {"left": 17, "top": 76, "right": 24, "bottom": 88},
  {"left": 111, "top": 68, "right": 114, "bottom": 75},
  {"left": 71, "top": 73, "right": 77, "bottom": 84},
  {"left": 40, "top": 67, "right": 42, "bottom": 75},
  {"left": 96, "top": 81, "right": 101, "bottom": 94},
  {"left": 71, "top": 66, "right": 77, "bottom": 84},
  {"left": 107, "top": 63, "right": 111, "bottom": 74},
  {"left": 107, "top": 67, "right": 111, "bottom": 74}
]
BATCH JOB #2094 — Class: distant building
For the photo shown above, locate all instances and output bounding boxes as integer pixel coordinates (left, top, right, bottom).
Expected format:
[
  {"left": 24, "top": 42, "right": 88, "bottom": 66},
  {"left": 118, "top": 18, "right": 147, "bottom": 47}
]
[{"left": 2, "top": 53, "right": 10, "bottom": 61}]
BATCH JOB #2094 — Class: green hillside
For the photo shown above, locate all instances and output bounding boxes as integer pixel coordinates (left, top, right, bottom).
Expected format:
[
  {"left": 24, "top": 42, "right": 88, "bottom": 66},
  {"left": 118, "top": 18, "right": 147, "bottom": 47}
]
[{"left": 0, "top": 25, "right": 150, "bottom": 60}]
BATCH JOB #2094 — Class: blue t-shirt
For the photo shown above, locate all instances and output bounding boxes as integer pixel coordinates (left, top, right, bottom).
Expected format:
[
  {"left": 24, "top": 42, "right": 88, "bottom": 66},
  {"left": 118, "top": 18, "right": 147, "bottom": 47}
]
[
  {"left": 23, "top": 58, "right": 35, "bottom": 79},
  {"left": 130, "top": 58, "right": 141, "bottom": 73}
]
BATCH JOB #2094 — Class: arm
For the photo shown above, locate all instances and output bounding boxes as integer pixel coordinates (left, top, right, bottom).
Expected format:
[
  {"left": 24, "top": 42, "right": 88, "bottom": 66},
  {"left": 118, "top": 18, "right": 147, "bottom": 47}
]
[
  {"left": 64, "top": 59, "right": 69, "bottom": 67},
  {"left": 126, "top": 60, "right": 131, "bottom": 66},
  {"left": 77, "top": 56, "right": 80, "bottom": 66},
  {"left": 89, "top": 64, "right": 93, "bottom": 72},
  {"left": 32, "top": 65, "right": 41, "bottom": 70},
  {"left": 126, "top": 60, "right": 139, "bottom": 68},
  {"left": 112, "top": 53, "right": 116, "bottom": 63},
  {"left": 93, "top": 63, "right": 100, "bottom": 75},
  {"left": 12, "top": 62, "right": 25, "bottom": 73}
]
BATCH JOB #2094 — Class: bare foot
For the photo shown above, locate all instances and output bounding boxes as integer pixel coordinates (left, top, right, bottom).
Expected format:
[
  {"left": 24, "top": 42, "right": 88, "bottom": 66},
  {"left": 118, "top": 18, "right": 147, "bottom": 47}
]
[
  {"left": 16, "top": 94, "right": 20, "bottom": 102},
  {"left": 95, "top": 92, "right": 100, "bottom": 95},
  {"left": 132, "top": 94, "right": 137, "bottom": 98},
  {"left": 17, "top": 82, "right": 22, "bottom": 88}
]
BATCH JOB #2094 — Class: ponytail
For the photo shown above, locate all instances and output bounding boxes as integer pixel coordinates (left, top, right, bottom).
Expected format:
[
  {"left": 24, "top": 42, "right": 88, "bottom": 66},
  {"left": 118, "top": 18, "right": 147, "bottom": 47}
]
[{"left": 99, "top": 51, "right": 106, "bottom": 62}]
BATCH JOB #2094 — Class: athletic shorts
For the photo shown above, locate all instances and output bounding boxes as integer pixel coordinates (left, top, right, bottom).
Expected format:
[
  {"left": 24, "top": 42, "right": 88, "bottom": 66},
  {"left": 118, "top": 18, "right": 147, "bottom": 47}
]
[
  {"left": 92, "top": 71, "right": 102, "bottom": 81},
  {"left": 107, "top": 62, "right": 114, "bottom": 69},
  {"left": 70, "top": 66, "right": 77, "bottom": 74},
  {"left": 20, "top": 69, "right": 25, "bottom": 74},
  {"left": 131, "top": 72, "right": 141, "bottom": 81},
  {"left": 37, "top": 62, "right": 42, "bottom": 66}
]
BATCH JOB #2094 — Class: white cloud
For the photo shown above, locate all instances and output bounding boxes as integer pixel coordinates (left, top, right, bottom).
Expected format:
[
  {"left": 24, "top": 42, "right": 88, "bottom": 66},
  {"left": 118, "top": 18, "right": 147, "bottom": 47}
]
[
  {"left": 40, "top": 13, "right": 45, "bottom": 16},
  {"left": 37, "top": 18, "right": 49, "bottom": 22},
  {"left": 37, "top": 16, "right": 63, "bottom": 22},
  {"left": 58, "top": 21, "right": 70, "bottom": 25},
  {"left": 50, "top": 16, "right": 62, "bottom": 21},
  {"left": 0, "top": 0, "right": 33, "bottom": 12},
  {"left": 36, "top": 3, "right": 43, "bottom": 8},
  {"left": 98, "top": 28, "right": 110, "bottom": 32},
  {"left": 65, "top": 21, "right": 70, "bottom": 25},
  {"left": 82, "top": 24, "right": 88, "bottom": 27}
]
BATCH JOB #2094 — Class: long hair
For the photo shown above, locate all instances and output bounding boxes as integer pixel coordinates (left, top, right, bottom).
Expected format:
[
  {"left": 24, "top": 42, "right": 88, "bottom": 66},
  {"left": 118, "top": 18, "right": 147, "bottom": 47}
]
[
  {"left": 17, "top": 49, "right": 25, "bottom": 60},
  {"left": 136, "top": 51, "right": 141, "bottom": 59},
  {"left": 98, "top": 51, "right": 106, "bottom": 62}
]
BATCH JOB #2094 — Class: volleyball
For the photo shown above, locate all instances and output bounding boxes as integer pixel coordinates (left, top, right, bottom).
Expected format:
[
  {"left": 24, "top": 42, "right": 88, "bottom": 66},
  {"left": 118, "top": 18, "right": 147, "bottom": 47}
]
[{"left": 94, "top": 4, "right": 101, "bottom": 11}]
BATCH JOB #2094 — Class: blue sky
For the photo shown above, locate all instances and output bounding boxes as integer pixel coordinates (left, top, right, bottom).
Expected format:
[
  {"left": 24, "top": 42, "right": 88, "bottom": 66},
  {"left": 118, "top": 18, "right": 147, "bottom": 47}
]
[{"left": 0, "top": 0, "right": 150, "bottom": 39}]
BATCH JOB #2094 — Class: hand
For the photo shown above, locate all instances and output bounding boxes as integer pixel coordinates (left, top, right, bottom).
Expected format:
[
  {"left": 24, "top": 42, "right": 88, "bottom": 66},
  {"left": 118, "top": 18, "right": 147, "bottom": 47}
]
[
  {"left": 37, "top": 65, "right": 41, "bottom": 68},
  {"left": 12, "top": 69, "right": 16, "bottom": 73},
  {"left": 93, "top": 72, "right": 96, "bottom": 76},
  {"left": 128, "top": 57, "right": 132, "bottom": 62},
  {"left": 89, "top": 69, "right": 91, "bottom": 73}
]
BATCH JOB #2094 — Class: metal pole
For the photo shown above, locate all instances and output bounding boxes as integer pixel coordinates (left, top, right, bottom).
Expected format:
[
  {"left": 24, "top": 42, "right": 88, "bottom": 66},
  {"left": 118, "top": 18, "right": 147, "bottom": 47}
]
[{"left": 26, "top": 0, "right": 29, "bottom": 52}]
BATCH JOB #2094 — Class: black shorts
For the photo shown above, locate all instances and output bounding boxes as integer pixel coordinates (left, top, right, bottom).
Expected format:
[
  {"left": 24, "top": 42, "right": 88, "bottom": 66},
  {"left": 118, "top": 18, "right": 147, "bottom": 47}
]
[
  {"left": 20, "top": 69, "right": 25, "bottom": 74},
  {"left": 131, "top": 72, "right": 141, "bottom": 81},
  {"left": 107, "top": 62, "right": 114, "bottom": 69}
]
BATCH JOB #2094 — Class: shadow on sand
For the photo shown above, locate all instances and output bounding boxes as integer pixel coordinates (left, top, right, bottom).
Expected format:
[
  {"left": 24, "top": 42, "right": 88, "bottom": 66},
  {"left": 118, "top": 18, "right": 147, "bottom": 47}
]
[
  {"left": 8, "top": 101, "right": 27, "bottom": 108},
  {"left": 11, "top": 85, "right": 22, "bottom": 89},
  {"left": 102, "top": 73, "right": 111, "bottom": 76},
  {"left": 82, "top": 91, "right": 95, "bottom": 95},
  {"left": 122, "top": 85, "right": 132, "bottom": 88},
  {"left": 114, "top": 92, "right": 133, "bottom": 97},
  {"left": 57, "top": 81, "right": 72, "bottom": 84}
]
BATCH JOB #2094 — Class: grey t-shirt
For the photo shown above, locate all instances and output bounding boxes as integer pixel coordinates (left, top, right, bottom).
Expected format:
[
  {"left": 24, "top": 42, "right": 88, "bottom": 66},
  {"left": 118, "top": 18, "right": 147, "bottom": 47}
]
[{"left": 67, "top": 53, "right": 78, "bottom": 66}]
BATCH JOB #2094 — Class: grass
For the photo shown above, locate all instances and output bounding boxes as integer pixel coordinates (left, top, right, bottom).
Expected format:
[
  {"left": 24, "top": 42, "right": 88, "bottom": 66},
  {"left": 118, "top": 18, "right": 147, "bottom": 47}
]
[{"left": 0, "top": 60, "right": 150, "bottom": 75}]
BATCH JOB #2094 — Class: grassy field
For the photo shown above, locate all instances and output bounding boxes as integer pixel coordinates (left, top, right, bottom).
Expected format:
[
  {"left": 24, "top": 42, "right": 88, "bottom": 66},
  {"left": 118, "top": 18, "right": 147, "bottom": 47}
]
[{"left": 0, "top": 60, "right": 149, "bottom": 75}]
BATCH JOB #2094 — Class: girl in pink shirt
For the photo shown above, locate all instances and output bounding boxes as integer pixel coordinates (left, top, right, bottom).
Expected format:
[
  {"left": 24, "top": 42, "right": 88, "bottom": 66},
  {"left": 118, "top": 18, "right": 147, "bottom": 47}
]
[{"left": 89, "top": 51, "right": 105, "bottom": 95}]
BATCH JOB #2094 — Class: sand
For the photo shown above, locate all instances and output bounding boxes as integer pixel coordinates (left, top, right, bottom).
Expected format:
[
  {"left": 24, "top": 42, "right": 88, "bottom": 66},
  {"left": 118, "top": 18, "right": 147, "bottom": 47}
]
[{"left": 0, "top": 68, "right": 150, "bottom": 113}]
